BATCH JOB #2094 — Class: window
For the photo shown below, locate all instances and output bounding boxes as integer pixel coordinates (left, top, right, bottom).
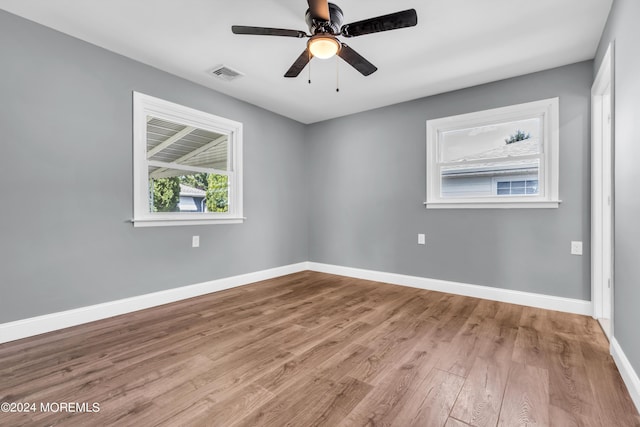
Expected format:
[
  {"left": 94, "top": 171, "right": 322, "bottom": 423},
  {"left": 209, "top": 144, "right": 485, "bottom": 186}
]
[
  {"left": 133, "top": 92, "right": 243, "bottom": 226},
  {"left": 426, "top": 98, "right": 560, "bottom": 209},
  {"left": 494, "top": 175, "right": 539, "bottom": 195}
]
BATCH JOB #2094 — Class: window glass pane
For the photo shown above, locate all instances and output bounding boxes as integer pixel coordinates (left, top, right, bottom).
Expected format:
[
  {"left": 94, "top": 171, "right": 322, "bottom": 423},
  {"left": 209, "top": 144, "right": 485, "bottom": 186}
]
[
  {"left": 146, "top": 116, "right": 229, "bottom": 171},
  {"left": 148, "top": 167, "right": 228, "bottom": 213},
  {"left": 441, "top": 159, "right": 539, "bottom": 198},
  {"left": 439, "top": 117, "right": 541, "bottom": 163}
]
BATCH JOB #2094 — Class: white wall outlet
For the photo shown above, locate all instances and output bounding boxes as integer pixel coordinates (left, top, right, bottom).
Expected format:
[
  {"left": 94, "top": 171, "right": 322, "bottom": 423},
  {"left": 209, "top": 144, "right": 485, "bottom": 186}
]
[
  {"left": 192, "top": 235, "right": 200, "bottom": 248},
  {"left": 418, "top": 233, "right": 426, "bottom": 245},
  {"left": 570, "top": 241, "right": 582, "bottom": 255}
]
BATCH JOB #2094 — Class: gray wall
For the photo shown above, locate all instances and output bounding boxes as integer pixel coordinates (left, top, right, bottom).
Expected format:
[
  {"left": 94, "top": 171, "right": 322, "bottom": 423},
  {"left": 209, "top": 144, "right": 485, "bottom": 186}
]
[
  {"left": 0, "top": 11, "right": 308, "bottom": 323},
  {"left": 595, "top": 0, "right": 640, "bottom": 384},
  {"left": 307, "top": 61, "right": 593, "bottom": 300}
]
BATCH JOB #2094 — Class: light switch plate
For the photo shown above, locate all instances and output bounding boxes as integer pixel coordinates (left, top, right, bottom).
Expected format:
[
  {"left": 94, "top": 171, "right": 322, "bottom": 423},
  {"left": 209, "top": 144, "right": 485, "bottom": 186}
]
[
  {"left": 192, "top": 235, "right": 200, "bottom": 248},
  {"left": 418, "top": 234, "right": 426, "bottom": 245}
]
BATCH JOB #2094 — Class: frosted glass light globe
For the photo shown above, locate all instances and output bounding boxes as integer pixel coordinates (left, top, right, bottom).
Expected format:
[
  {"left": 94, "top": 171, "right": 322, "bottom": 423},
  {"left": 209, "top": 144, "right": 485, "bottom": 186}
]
[{"left": 309, "top": 36, "right": 340, "bottom": 59}]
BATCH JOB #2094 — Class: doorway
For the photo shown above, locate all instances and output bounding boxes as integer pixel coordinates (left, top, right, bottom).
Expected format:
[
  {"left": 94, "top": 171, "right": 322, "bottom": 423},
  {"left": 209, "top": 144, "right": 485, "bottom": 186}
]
[{"left": 591, "top": 43, "right": 614, "bottom": 339}]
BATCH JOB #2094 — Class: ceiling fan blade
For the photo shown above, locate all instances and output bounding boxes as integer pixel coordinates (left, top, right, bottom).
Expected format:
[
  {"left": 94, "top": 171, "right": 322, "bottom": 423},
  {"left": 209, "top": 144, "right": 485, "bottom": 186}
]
[
  {"left": 285, "top": 49, "right": 313, "bottom": 78},
  {"left": 307, "top": 0, "right": 330, "bottom": 21},
  {"left": 337, "top": 43, "right": 377, "bottom": 76},
  {"left": 232, "top": 26, "right": 307, "bottom": 38},
  {"left": 341, "top": 9, "right": 417, "bottom": 37}
]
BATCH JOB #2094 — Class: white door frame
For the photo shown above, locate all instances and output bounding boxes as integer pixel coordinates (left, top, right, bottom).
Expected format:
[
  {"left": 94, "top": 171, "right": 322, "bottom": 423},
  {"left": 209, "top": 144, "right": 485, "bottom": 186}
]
[{"left": 591, "top": 42, "right": 614, "bottom": 339}]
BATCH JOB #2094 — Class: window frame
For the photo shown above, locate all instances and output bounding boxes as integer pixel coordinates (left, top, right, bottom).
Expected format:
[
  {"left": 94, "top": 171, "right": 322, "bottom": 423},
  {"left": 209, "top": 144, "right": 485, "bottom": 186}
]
[
  {"left": 132, "top": 92, "right": 244, "bottom": 227},
  {"left": 425, "top": 97, "right": 560, "bottom": 209}
]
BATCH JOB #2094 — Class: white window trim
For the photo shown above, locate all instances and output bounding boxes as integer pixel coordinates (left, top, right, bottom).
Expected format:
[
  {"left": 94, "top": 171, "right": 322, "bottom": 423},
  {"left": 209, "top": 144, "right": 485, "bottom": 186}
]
[
  {"left": 425, "top": 97, "right": 561, "bottom": 209},
  {"left": 132, "top": 92, "right": 244, "bottom": 227}
]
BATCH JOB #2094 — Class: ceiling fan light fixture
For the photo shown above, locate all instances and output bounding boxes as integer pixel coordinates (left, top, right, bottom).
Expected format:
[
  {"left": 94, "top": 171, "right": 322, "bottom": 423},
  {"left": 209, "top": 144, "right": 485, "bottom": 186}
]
[{"left": 308, "top": 35, "right": 340, "bottom": 59}]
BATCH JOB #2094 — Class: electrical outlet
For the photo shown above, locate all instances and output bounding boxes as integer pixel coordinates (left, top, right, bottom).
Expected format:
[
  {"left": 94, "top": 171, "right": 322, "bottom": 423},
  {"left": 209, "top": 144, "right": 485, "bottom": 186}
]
[
  {"left": 418, "top": 234, "right": 426, "bottom": 245},
  {"left": 571, "top": 241, "right": 582, "bottom": 255},
  {"left": 192, "top": 236, "right": 200, "bottom": 248}
]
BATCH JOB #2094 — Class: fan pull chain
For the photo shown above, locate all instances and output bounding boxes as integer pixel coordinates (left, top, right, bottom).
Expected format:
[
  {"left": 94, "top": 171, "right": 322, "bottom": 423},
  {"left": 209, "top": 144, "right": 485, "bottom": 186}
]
[
  {"left": 336, "top": 55, "right": 340, "bottom": 92},
  {"left": 308, "top": 50, "right": 312, "bottom": 84}
]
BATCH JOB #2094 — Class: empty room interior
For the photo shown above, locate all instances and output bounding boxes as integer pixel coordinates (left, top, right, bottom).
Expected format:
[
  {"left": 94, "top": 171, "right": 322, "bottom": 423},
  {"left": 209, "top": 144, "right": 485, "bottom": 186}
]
[{"left": 2, "top": 0, "right": 640, "bottom": 426}]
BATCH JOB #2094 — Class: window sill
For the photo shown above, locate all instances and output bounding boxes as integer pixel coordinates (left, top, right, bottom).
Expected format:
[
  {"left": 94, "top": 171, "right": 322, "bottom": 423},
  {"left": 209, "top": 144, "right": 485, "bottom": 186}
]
[
  {"left": 132, "top": 217, "right": 245, "bottom": 227},
  {"left": 425, "top": 200, "right": 561, "bottom": 209}
]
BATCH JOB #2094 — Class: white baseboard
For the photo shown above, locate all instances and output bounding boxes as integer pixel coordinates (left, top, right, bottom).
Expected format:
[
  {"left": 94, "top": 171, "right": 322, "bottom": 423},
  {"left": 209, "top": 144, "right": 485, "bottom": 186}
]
[
  {"left": 611, "top": 338, "right": 640, "bottom": 413},
  {"left": 0, "top": 262, "right": 308, "bottom": 344},
  {"left": 307, "top": 262, "right": 593, "bottom": 316},
  {"left": 0, "top": 261, "right": 594, "bottom": 345}
]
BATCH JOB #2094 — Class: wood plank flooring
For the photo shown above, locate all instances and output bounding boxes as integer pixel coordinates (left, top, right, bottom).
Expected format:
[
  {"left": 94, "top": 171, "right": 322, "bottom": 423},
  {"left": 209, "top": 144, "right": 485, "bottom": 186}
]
[{"left": 0, "top": 271, "right": 638, "bottom": 426}]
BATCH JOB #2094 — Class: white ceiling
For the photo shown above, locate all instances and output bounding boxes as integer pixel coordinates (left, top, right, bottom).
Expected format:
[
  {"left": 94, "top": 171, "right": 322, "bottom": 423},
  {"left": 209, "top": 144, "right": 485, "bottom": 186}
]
[{"left": 0, "top": 0, "right": 612, "bottom": 124}]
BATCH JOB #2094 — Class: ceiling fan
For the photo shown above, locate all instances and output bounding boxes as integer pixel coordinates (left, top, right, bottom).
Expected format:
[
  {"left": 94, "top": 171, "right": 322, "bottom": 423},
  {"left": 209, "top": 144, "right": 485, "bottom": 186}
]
[{"left": 231, "top": 0, "right": 417, "bottom": 78}]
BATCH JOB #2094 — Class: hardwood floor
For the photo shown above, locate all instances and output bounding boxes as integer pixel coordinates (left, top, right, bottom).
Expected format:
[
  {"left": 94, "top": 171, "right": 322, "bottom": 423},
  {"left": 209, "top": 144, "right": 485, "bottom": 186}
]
[{"left": 0, "top": 271, "right": 638, "bottom": 426}]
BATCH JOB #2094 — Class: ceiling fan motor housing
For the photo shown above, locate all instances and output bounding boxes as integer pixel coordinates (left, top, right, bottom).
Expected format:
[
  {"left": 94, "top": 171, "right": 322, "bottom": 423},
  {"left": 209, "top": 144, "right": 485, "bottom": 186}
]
[{"left": 305, "top": 2, "right": 343, "bottom": 34}]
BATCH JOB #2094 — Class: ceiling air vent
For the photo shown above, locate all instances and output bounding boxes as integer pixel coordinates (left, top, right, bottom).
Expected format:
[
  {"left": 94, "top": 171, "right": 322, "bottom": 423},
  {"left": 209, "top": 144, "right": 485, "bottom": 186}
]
[{"left": 210, "top": 65, "right": 244, "bottom": 82}]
